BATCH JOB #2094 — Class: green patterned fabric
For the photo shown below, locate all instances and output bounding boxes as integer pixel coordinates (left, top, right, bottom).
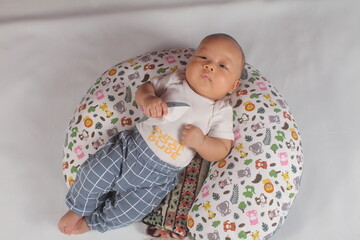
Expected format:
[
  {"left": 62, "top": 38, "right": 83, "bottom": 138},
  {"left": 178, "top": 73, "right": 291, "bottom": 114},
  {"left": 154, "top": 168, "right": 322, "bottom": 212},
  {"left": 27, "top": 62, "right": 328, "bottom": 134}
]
[{"left": 142, "top": 155, "right": 209, "bottom": 238}]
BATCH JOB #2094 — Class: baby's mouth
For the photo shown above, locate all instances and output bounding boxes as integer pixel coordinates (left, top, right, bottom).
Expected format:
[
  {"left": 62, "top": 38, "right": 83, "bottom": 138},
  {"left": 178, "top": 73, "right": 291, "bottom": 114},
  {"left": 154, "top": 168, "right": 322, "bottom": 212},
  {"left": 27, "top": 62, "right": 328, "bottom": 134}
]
[{"left": 201, "top": 73, "right": 211, "bottom": 81}]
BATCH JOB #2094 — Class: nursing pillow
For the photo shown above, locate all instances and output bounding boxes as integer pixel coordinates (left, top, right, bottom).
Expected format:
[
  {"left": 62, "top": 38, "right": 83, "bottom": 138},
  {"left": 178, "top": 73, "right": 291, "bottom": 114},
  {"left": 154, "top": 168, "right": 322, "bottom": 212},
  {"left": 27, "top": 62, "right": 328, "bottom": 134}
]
[
  {"left": 187, "top": 64, "right": 303, "bottom": 240},
  {"left": 62, "top": 48, "right": 303, "bottom": 240}
]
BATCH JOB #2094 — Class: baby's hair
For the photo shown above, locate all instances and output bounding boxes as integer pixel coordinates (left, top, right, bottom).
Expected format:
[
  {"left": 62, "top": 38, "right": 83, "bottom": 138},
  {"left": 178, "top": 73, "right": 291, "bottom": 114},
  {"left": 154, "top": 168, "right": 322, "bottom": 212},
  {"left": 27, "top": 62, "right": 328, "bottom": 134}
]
[
  {"left": 201, "top": 33, "right": 246, "bottom": 79},
  {"left": 202, "top": 33, "right": 240, "bottom": 48}
]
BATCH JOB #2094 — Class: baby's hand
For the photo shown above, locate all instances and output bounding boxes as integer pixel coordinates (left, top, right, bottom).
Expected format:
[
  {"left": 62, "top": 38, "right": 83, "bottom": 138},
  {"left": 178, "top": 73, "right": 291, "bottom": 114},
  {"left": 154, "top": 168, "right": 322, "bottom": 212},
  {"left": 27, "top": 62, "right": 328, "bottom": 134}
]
[
  {"left": 181, "top": 124, "right": 205, "bottom": 150},
  {"left": 141, "top": 95, "right": 168, "bottom": 119}
]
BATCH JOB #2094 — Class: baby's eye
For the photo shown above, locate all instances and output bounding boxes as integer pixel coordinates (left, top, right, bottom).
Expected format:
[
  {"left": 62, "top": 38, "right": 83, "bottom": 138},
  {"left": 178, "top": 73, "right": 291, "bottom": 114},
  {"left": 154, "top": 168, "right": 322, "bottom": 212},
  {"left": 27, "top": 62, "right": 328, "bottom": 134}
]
[
  {"left": 219, "top": 64, "right": 228, "bottom": 69},
  {"left": 197, "top": 56, "right": 207, "bottom": 59}
]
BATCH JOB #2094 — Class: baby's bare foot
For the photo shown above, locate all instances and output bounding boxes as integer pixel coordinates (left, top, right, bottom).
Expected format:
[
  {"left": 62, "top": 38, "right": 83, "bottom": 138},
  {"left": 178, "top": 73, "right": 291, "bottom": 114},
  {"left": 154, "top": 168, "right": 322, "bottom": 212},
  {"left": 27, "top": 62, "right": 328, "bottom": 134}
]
[
  {"left": 71, "top": 218, "right": 90, "bottom": 235},
  {"left": 58, "top": 210, "right": 82, "bottom": 235}
]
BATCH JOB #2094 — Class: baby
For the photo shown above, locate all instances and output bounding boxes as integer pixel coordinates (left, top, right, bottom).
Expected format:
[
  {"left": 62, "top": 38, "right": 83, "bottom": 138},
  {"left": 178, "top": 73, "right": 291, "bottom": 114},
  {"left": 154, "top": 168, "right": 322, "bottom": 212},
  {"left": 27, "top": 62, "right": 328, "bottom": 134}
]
[{"left": 58, "top": 33, "right": 245, "bottom": 235}]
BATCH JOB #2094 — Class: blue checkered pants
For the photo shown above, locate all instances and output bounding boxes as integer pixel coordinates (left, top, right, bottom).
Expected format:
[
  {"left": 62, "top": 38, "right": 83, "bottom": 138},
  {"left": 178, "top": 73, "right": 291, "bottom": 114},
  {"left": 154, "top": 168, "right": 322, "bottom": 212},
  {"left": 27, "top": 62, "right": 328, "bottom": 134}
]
[{"left": 65, "top": 127, "right": 181, "bottom": 233}]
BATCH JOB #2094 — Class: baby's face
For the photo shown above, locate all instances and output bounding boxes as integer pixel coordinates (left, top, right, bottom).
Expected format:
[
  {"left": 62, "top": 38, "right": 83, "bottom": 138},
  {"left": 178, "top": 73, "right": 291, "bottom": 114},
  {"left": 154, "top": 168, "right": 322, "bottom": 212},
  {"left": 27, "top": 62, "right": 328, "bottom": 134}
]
[{"left": 185, "top": 37, "right": 244, "bottom": 100}]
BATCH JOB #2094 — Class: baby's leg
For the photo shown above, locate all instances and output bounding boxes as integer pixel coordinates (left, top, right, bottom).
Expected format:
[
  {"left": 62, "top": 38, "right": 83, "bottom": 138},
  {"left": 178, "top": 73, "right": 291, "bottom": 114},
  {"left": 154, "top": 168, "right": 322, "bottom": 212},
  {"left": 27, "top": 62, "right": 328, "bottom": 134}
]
[
  {"left": 62, "top": 132, "right": 137, "bottom": 234},
  {"left": 65, "top": 134, "right": 125, "bottom": 220},
  {"left": 85, "top": 162, "right": 179, "bottom": 233},
  {"left": 85, "top": 185, "right": 170, "bottom": 232}
]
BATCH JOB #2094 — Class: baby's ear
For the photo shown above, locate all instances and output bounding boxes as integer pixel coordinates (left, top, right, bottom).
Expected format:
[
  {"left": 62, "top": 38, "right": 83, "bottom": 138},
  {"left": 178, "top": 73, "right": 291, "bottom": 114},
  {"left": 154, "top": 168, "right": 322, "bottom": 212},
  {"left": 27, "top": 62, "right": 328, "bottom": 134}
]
[{"left": 229, "top": 80, "right": 241, "bottom": 94}]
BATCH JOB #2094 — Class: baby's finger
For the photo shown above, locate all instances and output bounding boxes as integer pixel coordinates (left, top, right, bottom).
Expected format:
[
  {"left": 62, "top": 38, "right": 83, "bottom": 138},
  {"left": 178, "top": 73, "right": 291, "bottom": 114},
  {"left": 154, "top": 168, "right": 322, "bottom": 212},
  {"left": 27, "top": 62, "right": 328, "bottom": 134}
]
[
  {"left": 151, "top": 105, "right": 161, "bottom": 118},
  {"left": 180, "top": 133, "right": 186, "bottom": 144},
  {"left": 161, "top": 101, "right": 168, "bottom": 116},
  {"left": 148, "top": 107, "right": 157, "bottom": 118},
  {"left": 156, "top": 104, "right": 164, "bottom": 118},
  {"left": 149, "top": 105, "right": 161, "bottom": 118},
  {"left": 144, "top": 107, "right": 152, "bottom": 118},
  {"left": 144, "top": 108, "right": 150, "bottom": 117}
]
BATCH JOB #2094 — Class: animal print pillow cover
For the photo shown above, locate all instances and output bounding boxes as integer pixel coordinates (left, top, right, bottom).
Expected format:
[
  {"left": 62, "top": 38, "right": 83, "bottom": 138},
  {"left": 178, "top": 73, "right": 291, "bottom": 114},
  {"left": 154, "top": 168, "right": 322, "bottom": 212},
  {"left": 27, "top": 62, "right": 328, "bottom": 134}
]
[
  {"left": 187, "top": 66, "right": 303, "bottom": 240},
  {"left": 62, "top": 48, "right": 303, "bottom": 240}
]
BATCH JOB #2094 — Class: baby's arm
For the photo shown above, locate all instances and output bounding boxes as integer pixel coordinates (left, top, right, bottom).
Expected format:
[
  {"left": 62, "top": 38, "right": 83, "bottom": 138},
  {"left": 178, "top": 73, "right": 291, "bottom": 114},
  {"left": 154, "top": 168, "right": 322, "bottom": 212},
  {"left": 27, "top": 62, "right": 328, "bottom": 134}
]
[
  {"left": 181, "top": 124, "right": 232, "bottom": 162},
  {"left": 135, "top": 82, "right": 168, "bottom": 118}
]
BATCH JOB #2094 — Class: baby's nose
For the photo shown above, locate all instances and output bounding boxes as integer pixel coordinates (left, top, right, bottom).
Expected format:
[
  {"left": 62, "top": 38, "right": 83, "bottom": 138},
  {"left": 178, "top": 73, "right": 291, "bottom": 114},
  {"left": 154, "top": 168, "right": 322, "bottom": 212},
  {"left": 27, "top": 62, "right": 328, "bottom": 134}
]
[{"left": 204, "top": 64, "right": 214, "bottom": 71}]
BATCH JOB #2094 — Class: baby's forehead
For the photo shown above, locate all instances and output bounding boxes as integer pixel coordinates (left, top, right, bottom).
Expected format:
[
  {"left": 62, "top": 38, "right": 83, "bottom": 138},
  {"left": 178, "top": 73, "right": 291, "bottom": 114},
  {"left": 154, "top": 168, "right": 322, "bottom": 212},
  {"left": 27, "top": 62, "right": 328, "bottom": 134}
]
[
  {"left": 197, "top": 40, "right": 243, "bottom": 62},
  {"left": 200, "top": 38, "right": 241, "bottom": 53},
  {"left": 200, "top": 36, "right": 237, "bottom": 47}
]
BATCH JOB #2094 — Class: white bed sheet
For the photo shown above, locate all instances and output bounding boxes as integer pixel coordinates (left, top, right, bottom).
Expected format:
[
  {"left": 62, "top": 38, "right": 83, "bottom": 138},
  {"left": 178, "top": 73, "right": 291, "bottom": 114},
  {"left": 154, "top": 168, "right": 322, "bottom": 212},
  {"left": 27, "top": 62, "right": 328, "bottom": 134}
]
[{"left": 1, "top": 1, "right": 359, "bottom": 239}]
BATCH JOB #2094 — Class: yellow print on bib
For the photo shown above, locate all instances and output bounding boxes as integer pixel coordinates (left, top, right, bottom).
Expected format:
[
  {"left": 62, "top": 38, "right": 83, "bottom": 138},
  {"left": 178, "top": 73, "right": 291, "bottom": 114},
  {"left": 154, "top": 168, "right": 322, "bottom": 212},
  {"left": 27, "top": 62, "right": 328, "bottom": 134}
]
[{"left": 148, "top": 126, "right": 184, "bottom": 160}]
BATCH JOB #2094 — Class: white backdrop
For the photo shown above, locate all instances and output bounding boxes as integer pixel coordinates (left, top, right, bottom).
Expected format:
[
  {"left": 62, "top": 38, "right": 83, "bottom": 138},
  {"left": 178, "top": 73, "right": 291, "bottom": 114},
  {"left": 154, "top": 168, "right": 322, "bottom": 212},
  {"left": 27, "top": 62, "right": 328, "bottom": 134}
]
[{"left": 1, "top": 1, "right": 359, "bottom": 240}]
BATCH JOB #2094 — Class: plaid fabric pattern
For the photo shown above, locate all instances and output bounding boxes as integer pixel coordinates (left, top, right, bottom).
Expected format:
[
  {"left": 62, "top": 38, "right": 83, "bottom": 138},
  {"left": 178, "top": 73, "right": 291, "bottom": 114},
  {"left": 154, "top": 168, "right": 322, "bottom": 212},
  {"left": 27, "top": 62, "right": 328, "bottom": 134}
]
[{"left": 65, "top": 128, "right": 181, "bottom": 233}]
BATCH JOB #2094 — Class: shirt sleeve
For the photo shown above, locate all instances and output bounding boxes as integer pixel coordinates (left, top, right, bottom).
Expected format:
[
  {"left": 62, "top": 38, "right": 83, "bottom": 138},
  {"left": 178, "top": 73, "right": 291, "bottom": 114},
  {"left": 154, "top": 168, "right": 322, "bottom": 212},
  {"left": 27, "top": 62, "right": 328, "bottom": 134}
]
[{"left": 207, "top": 100, "right": 234, "bottom": 140}]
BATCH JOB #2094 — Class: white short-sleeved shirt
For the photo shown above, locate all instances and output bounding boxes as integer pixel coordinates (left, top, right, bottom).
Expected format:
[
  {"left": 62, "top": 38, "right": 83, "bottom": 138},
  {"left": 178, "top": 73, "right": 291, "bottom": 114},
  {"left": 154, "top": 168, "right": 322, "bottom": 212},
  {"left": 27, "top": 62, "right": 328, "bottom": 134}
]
[{"left": 136, "top": 70, "right": 234, "bottom": 167}]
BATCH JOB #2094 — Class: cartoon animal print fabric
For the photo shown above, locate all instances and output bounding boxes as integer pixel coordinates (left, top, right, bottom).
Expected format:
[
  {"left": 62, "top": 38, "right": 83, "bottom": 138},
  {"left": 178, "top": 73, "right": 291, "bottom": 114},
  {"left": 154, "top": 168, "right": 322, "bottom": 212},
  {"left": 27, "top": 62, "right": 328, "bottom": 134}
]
[
  {"left": 62, "top": 49, "right": 194, "bottom": 187},
  {"left": 187, "top": 67, "right": 303, "bottom": 240},
  {"left": 62, "top": 48, "right": 303, "bottom": 240}
]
